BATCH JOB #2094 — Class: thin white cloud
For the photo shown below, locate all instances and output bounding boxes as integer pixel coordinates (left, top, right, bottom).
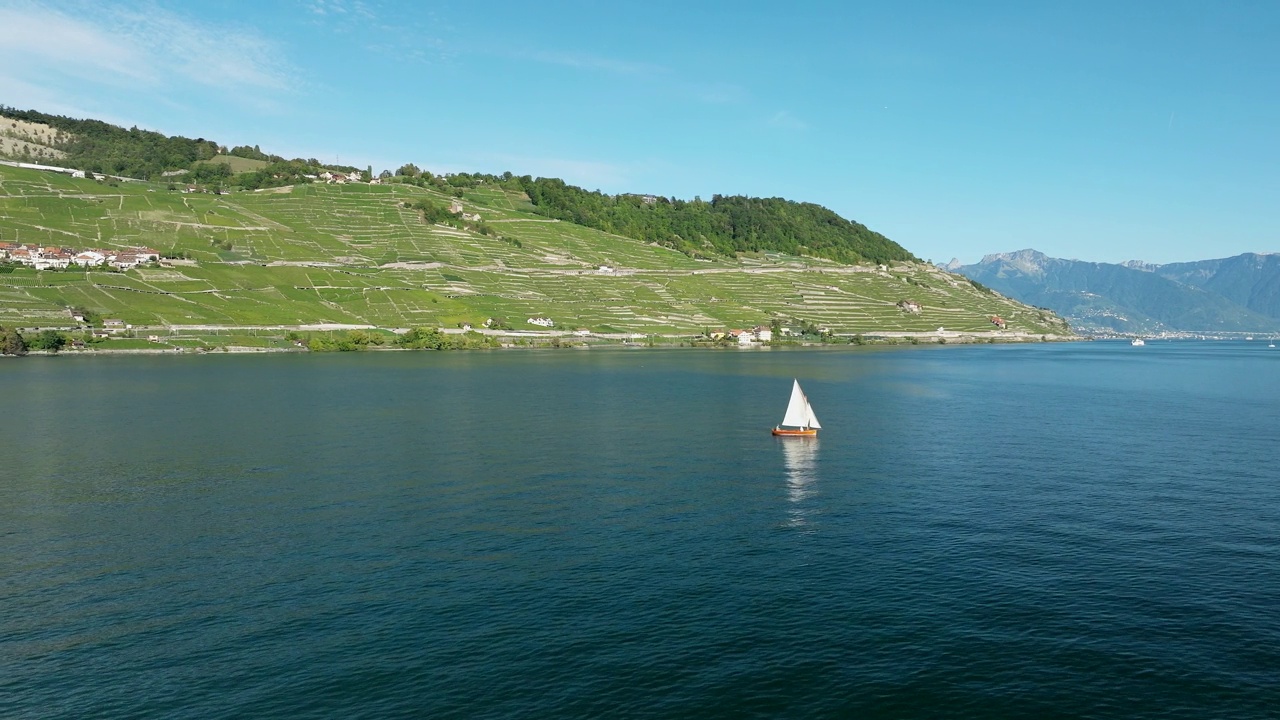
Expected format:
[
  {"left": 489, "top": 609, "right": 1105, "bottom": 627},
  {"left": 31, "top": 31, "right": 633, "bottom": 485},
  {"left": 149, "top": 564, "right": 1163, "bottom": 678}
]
[
  {"left": 116, "top": 8, "right": 295, "bottom": 92},
  {"left": 0, "top": 1, "right": 297, "bottom": 109},
  {"left": 525, "top": 50, "right": 666, "bottom": 78},
  {"left": 304, "top": 0, "right": 376, "bottom": 20},
  {"left": 768, "top": 110, "right": 809, "bottom": 131},
  {"left": 0, "top": 5, "right": 153, "bottom": 86},
  {"left": 518, "top": 48, "right": 746, "bottom": 107},
  {"left": 0, "top": 75, "right": 128, "bottom": 123},
  {"left": 695, "top": 83, "right": 746, "bottom": 104},
  {"left": 302, "top": 0, "right": 453, "bottom": 65}
]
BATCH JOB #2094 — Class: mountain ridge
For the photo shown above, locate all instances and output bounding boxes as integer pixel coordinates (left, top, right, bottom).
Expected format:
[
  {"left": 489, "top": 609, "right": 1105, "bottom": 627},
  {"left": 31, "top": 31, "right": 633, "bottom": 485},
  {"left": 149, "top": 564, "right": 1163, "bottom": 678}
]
[{"left": 950, "top": 249, "right": 1280, "bottom": 334}]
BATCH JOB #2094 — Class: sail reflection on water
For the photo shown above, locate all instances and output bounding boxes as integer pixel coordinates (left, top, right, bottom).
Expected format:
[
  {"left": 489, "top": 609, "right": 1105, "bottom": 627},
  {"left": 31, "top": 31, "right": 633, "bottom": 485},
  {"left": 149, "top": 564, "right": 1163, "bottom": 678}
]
[{"left": 780, "top": 438, "right": 819, "bottom": 527}]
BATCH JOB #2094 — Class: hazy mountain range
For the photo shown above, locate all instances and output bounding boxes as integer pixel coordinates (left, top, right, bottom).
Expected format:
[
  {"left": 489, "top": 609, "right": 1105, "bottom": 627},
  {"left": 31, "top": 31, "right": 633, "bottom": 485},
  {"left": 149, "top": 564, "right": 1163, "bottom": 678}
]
[{"left": 947, "top": 250, "right": 1280, "bottom": 334}]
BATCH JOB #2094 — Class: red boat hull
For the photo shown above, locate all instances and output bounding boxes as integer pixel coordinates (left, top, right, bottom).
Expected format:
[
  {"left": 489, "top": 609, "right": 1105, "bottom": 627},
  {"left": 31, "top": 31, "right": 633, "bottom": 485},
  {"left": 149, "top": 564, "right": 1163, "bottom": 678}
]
[{"left": 772, "top": 427, "right": 817, "bottom": 437}]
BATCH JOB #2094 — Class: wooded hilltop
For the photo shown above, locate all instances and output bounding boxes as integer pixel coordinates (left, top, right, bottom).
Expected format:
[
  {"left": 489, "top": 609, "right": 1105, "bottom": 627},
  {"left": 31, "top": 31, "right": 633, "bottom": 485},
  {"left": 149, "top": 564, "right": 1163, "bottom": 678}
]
[{"left": 1, "top": 106, "right": 912, "bottom": 266}]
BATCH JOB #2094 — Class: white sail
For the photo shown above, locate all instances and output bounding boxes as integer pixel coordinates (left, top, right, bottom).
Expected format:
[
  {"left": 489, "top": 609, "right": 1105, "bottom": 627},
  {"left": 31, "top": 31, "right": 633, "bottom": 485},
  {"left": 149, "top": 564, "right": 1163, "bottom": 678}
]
[
  {"left": 805, "top": 400, "right": 821, "bottom": 429},
  {"left": 781, "top": 379, "right": 814, "bottom": 428},
  {"left": 781, "top": 380, "right": 808, "bottom": 426}
]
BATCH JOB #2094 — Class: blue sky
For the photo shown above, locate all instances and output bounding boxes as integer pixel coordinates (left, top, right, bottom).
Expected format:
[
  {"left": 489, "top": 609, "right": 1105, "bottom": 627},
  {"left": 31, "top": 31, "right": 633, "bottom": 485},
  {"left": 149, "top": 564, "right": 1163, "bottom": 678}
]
[{"left": 1, "top": 0, "right": 1276, "bottom": 265}]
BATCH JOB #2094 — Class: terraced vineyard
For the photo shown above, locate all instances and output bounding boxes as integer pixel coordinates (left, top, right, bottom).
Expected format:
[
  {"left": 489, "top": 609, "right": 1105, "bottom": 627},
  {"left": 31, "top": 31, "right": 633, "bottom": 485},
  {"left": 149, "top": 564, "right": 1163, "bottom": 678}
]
[{"left": 0, "top": 165, "right": 1071, "bottom": 339}]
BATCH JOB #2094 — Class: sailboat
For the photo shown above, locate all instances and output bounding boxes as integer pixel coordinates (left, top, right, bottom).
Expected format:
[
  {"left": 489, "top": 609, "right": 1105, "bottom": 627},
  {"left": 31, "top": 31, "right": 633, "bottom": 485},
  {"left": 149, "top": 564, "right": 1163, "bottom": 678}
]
[{"left": 772, "top": 379, "right": 821, "bottom": 437}]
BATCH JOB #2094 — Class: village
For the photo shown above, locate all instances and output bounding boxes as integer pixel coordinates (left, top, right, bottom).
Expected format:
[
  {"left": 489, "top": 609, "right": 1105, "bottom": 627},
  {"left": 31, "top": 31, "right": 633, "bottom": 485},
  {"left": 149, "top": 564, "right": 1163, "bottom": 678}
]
[{"left": 0, "top": 242, "right": 160, "bottom": 270}]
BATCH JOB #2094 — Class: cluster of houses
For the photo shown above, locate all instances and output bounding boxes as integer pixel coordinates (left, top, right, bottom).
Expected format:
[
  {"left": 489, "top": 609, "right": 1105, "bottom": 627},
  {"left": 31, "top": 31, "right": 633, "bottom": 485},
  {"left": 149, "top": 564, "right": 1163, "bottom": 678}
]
[
  {"left": 708, "top": 326, "right": 775, "bottom": 345},
  {"left": 0, "top": 242, "right": 159, "bottom": 270},
  {"left": 527, "top": 316, "right": 555, "bottom": 327},
  {"left": 314, "top": 170, "right": 365, "bottom": 184}
]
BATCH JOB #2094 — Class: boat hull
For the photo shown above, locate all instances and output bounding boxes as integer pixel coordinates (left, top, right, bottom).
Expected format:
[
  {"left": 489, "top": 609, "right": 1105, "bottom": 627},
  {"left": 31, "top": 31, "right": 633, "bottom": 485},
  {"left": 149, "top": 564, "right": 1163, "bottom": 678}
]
[{"left": 772, "top": 427, "right": 817, "bottom": 437}]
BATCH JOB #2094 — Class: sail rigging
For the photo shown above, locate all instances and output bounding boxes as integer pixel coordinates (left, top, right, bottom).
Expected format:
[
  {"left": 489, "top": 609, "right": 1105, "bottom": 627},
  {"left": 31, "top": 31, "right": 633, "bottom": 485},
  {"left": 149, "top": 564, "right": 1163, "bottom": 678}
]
[{"left": 779, "top": 379, "right": 820, "bottom": 430}]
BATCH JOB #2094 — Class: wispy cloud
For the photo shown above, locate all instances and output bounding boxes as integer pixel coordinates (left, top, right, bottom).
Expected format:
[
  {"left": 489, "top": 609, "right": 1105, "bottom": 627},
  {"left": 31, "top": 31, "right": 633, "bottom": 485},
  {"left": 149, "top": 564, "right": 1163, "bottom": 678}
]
[
  {"left": 768, "top": 110, "right": 809, "bottom": 131},
  {"left": 304, "top": 0, "right": 376, "bottom": 20},
  {"left": 695, "top": 83, "right": 746, "bottom": 104},
  {"left": 525, "top": 50, "right": 665, "bottom": 78},
  {"left": 0, "top": 4, "right": 152, "bottom": 85},
  {"left": 301, "top": 0, "right": 453, "bottom": 65},
  {"left": 0, "top": 75, "right": 125, "bottom": 123},
  {"left": 518, "top": 48, "right": 746, "bottom": 107},
  {"left": 0, "top": 1, "right": 297, "bottom": 112}
]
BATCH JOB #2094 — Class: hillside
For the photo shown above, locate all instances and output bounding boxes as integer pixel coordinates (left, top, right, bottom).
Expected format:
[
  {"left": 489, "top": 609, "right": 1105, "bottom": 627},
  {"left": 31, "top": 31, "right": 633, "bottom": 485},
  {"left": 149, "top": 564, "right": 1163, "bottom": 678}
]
[
  {"left": 951, "top": 250, "right": 1280, "bottom": 334},
  {"left": 0, "top": 164, "right": 1070, "bottom": 343},
  {"left": 0, "top": 107, "right": 359, "bottom": 185},
  {"left": 199, "top": 155, "right": 272, "bottom": 174},
  {"left": 0, "top": 106, "right": 220, "bottom": 179},
  {"left": 1145, "top": 253, "right": 1280, "bottom": 321},
  {"left": 1, "top": 117, "right": 68, "bottom": 164},
  {"left": 518, "top": 177, "right": 915, "bottom": 265}
]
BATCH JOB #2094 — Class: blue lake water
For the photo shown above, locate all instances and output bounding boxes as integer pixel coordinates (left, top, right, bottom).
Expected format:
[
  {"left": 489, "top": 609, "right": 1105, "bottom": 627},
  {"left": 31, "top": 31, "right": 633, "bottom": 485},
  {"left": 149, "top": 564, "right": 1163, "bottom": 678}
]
[{"left": 3, "top": 342, "right": 1279, "bottom": 718}]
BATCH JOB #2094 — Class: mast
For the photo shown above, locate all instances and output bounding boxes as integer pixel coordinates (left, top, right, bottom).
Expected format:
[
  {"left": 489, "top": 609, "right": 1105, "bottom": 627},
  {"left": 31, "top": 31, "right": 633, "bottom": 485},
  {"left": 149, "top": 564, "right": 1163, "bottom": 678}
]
[{"left": 804, "top": 396, "right": 821, "bottom": 429}]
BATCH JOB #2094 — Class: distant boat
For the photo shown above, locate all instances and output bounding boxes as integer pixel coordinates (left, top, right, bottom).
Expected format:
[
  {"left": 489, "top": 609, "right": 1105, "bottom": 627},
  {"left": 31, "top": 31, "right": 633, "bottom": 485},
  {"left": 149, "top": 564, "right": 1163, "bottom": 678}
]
[
  {"left": 1131, "top": 338, "right": 1145, "bottom": 346},
  {"left": 1246, "top": 336, "right": 1254, "bottom": 341},
  {"left": 773, "top": 379, "right": 821, "bottom": 437}
]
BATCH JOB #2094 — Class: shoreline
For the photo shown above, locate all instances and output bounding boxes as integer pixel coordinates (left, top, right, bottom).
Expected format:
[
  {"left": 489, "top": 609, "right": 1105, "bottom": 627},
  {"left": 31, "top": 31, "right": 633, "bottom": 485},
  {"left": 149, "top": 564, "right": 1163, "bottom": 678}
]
[{"left": 9, "top": 332, "right": 1083, "bottom": 358}]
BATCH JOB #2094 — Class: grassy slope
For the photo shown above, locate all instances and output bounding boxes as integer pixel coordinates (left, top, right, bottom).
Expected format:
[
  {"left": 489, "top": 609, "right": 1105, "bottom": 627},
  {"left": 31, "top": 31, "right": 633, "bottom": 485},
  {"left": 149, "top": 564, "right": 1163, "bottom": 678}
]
[
  {"left": 197, "top": 155, "right": 271, "bottom": 173},
  {"left": 0, "top": 165, "right": 1070, "bottom": 336}
]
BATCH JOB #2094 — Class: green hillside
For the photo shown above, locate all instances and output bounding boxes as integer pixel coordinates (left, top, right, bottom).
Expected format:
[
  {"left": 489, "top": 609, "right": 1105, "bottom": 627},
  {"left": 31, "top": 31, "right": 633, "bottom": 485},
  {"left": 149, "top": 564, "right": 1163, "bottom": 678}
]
[
  {"left": 199, "top": 155, "right": 271, "bottom": 174},
  {"left": 0, "top": 164, "right": 1070, "bottom": 345},
  {"left": 0, "top": 105, "right": 219, "bottom": 178},
  {"left": 0, "top": 107, "right": 361, "bottom": 186},
  {"left": 519, "top": 177, "right": 915, "bottom": 265}
]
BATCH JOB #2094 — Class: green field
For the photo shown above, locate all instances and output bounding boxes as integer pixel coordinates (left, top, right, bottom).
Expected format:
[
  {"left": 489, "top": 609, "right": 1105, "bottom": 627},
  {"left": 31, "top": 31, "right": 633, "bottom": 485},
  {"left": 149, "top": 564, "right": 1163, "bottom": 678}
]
[
  {"left": 0, "top": 165, "right": 1071, "bottom": 339},
  {"left": 196, "top": 155, "right": 271, "bottom": 174}
]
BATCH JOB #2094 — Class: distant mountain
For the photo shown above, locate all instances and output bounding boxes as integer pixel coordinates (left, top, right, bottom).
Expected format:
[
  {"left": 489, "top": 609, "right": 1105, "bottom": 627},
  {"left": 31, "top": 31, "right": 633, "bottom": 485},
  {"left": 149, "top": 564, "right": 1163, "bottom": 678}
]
[
  {"left": 1145, "top": 253, "right": 1280, "bottom": 321},
  {"left": 950, "top": 250, "right": 1280, "bottom": 334}
]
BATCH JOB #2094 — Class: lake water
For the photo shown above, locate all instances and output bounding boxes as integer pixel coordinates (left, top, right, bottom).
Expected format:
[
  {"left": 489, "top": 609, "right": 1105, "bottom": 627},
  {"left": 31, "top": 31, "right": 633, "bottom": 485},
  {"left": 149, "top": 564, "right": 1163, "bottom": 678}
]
[{"left": 3, "top": 342, "right": 1279, "bottom": 718}]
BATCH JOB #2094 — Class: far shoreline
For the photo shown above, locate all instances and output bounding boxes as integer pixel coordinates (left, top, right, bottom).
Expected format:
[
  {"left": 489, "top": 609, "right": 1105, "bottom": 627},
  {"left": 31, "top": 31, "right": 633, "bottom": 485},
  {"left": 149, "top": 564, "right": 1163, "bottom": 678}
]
[{"left": 5, "top": 332, "right": 1083, "bottom": 359}]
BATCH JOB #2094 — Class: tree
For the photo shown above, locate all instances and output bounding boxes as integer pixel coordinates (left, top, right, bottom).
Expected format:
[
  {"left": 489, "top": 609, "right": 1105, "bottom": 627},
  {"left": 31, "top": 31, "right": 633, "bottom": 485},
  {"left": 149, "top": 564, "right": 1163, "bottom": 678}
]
[
  {"left": 409, "top": 198, "right": 454, "bottom": 225},
  {"left": 396, "top": 327, "right": 449, "bottom": 350},
  {"left": 396, "top": 163, "right": 421, "bottom": 177},
  {"left": 184, "top": 162, "right": 233, "bottom": 185},
  {"left": 0, "top": 326, "right": 27, "bottom": 356},
  {"left": 28, "top": 329, "right": 67, "bottom": 352},
  {"left": 0, "top": 106, "right": 220, "bottom": 179},
  {"left": 515, "top": 176, "right": 917, "bottom": 264},
  {"left": 229, "top": 145, "right": 270, "bottom": 161}
]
